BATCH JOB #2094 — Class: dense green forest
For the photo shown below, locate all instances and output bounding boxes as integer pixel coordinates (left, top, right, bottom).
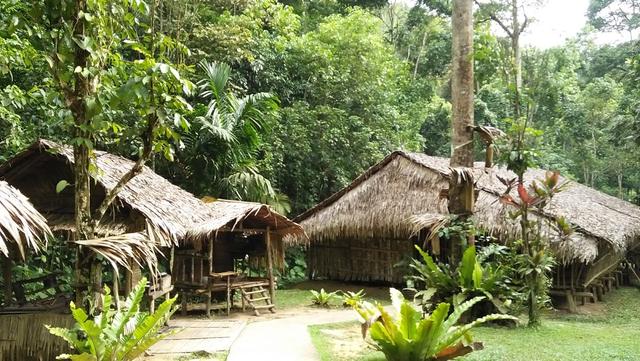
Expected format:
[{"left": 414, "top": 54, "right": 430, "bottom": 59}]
[{"left": 1, "top": 0, "right": 639, "bottom": 216}]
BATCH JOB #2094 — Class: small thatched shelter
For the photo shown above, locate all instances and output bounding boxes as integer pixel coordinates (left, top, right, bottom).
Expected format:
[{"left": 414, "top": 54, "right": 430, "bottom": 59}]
[
  {"left": 296, "top": 151, "right": 640, "bottom": 291},
  {"left": 176, "top": 199, "right": 304, "bottom": 316},
  {"left": 0, "top": 140, "right": 305, "bottom": 315}
]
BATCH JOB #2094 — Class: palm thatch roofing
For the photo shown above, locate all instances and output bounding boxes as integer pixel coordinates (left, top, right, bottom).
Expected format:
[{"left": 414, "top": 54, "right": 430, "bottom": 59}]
[
  {"left": 0, "top": 140, "right": 303, "bottom": 249},
  {"left": 295, "top": 151, "right": 640, "bottom": 264},
  {"left": 189, "top": 198, "right": 304, "bottom": 242},
  {"left": 0, "top": 181, "right": 51, "bottom": 260}
]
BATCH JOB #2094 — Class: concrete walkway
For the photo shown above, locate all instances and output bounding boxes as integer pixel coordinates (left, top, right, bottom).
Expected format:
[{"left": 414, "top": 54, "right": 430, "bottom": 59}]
[
  {"left": 145, "top": 318, "right": 246, "bottom": 360},
  {"left": 226, "top": 309, "right": 357, "bottom": 361}
]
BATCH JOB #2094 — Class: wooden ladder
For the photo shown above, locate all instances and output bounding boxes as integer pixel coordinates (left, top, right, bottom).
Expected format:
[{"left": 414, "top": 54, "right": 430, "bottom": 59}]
[{"left": 240, "top": 285, "right": 275, "bottom": 316}]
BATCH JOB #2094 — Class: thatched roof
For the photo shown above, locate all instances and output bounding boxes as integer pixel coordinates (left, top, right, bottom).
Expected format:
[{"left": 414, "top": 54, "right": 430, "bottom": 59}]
[
  {"left": 0, "top": 140, "right": 225, "bottom": 246},
  {"left": 0, "top": 181, "right": 52, "bottom": 260},
  {"left": 189, "top": 198, "right": 305, "bottom": 242},
  {"left": 0, "top": 140, "right": 304, "bottom": 249},
  {"left": 295, "top": 151, "right": 640, "bottom": 263}
]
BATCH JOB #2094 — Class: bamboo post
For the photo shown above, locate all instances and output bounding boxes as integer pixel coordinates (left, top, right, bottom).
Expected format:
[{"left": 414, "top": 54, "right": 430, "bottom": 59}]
[
  {"left": 208, "top": 237, "right": 214, "bottom": 273},
  {"left": 2, "top": 256, "right": 12, "bottom": 305},
  {"left": 113, "top": 266, "right": 120, "bottom": 310},
  {"left": 265, "top": 226, "right": 275, "bottom": 303}
]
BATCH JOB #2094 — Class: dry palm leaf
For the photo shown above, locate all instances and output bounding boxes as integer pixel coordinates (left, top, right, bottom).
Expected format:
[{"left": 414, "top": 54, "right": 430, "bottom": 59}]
[
  {"left": 0, "top": 181, "right": 51, "bottom": 260},
  {"left": 74, "top": 232, "right": 161, "bottom": 279}
]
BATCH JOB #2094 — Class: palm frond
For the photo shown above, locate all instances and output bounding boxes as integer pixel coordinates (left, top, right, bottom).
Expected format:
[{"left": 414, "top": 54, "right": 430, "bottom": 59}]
[
  {"left": 73, "top": 232, "right": 160, "bottom": 279},
  {"left": 0, "top": 181, "right": 51, "bottom": 260},
  {"left": 197, "top": 61, "right": 231, "bottom": 103}
]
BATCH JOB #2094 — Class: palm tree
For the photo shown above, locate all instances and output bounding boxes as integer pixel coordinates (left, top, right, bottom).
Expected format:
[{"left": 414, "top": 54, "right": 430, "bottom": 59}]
[{"left": 179, "top": 61, "right": 290, "bottom": 214}]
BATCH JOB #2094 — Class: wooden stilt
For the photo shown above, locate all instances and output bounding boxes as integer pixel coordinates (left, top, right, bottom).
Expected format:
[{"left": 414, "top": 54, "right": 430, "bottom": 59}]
[
  {"left": 226, "top": 276, "right": 231, "bottom": 316},
  {"left": 113, "top": 267, "right": 120, "bottom": 310},
  {"left": 265, "top": 227, "right": 275, "bottom": 304}
]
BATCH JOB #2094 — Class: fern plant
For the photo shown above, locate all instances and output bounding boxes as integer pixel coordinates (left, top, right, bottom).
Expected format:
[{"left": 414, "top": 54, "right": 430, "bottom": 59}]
[
  {"left": 310, "top": 288, "right": 339, "bottom": 307},
  {"left": 47, "top": 277, "right": 179, "bottom": 361},
  {"left": 353, "top": 288, "right": 518, "bottom": 361}
]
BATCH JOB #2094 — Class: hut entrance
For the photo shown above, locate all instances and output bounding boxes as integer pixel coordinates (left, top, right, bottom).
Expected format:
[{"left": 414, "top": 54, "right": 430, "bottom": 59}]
[{"left": 174, "top": 227, "right": 280, "bottom": 316}]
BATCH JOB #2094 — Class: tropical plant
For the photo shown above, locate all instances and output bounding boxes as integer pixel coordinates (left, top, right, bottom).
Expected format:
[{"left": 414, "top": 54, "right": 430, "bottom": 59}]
[
  {"left": 410, "top": 245, "right": 518, "bottom": 315},
  {"left": 176, "top": 60, "right": 290, "bottom": 212},
  {"left": 310, "top": 288, "right": 339, "bottom": 307},
  {"left": 341, "top": 289, "right": 366, "bottom": 307},
  {"left": 353, "top": 288, "right": 518, "bottom": 361},
  {"left": 47, "top": 277, "right": 179, "bottom": 361},
  {"left": 497, "top": 171, "right": 571, "bottom": 326}
]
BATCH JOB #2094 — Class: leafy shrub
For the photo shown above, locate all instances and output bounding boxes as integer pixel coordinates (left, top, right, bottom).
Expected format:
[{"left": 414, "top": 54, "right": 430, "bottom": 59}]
[
  {"left": 47, "top": 277, "right": 179, "bottom": 361},
  {"left": 353, "top": 288, "right": 517, "bottom": 361},
  {"left": 410, "top": 245, "right": 522, "bottom": 315},
  {"left": 341, "top": 289, "right": 365, "bottom": 307},
  {"left": 277, "top": 246, "right": 307, "bottom": 287},
  {"left": 310, "top": 288, "right": 339, "bottom": 307}
]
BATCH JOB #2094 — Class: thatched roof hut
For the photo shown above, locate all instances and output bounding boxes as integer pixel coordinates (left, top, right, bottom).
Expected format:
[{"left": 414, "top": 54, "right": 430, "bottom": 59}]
[
  {"left": 297, "top": 151, "right": 640, "bottom": 285},
  {"left": 191, "top": 198, "right": 304, "bottom": 242},
  {"left": 0, "top": 139, "right": 227, "bottom": 247},
  {"left": 0, "top": 181, "right": 51, "bottom": 260}
]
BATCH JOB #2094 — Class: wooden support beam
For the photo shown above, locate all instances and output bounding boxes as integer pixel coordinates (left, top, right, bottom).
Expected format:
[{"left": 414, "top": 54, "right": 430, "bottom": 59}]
[
  {"left": 265, "top": 226, "right": 275, "bottom": 304},
  {"left": 113, "top": 266, "right": 120, "bottom": 310}
]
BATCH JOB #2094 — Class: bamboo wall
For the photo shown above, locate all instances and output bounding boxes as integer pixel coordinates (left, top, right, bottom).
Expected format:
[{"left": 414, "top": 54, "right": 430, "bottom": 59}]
[
  {"left": 308, "top": 237, "right": 413, "bottom": 284},
  {"left": 0, "top": 313, "right": 72, "bottom": 361}
]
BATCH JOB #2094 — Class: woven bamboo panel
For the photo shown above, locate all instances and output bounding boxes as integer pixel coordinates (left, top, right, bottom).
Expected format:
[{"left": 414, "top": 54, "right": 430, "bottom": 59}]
[
  {"left": 309, "top": 237, "right": 413, "bottom": 284},
  {"left": 0, "top": 313, "right": 73, "bottom": 361}
]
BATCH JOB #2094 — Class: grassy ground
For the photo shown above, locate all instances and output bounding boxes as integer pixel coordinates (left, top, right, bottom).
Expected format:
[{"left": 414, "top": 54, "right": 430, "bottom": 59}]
[
  {"left": 276, "top": 280, "right": 392, "bottom": 310},
  {"left": 309, "top": 287, "right": 640, "bottom": 361}
]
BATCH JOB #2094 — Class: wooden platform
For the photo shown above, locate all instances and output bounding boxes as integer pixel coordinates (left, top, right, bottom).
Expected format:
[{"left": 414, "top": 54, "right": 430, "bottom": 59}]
[{"left": 145, "top": 318, "right": 246, "bottom": 358}]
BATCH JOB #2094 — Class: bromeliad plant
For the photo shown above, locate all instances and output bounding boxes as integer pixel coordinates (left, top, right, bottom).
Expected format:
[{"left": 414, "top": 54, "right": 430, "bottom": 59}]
[
  {"left": 353, "top": 288, "right": 517, "bottom": 361},
  {"left": 310, "top": 288, "right": 340, "bottom": 307},
  {"left": 410, "top": 245, "right": 516, "bottom": 315},
  {"left": 47, "top": 278, "right": 179, "bottom": 361},
  {"left": 341, "top": 289, "right": 366, "bottom": 307}
]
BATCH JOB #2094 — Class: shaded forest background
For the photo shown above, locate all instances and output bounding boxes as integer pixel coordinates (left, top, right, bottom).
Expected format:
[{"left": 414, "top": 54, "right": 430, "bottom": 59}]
[{"left": 1, "top": 0, "right": 639, "bottom": 216}]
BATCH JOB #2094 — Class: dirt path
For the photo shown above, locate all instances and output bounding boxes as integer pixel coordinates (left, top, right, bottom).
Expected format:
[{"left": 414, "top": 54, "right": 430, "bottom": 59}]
[{"left": 226, "top": 308, "right": 357, "bottom": 361}]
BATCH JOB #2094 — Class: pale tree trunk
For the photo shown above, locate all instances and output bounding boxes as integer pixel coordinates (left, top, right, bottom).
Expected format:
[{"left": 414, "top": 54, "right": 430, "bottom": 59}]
[
  {"left": 450, "top": 0, "right": 475, "bottom": 168},
  {"left": 511, "top": 0, "right": 522, "bottom": 118},
  {"left": 413, "top": 30, "right": 428, "bottom": 80},
  {"left": 449, "top": 0, "right": 475, "bottom": 262},
  {"left": 618, "top": 173, "right": 624, "bottom": 198}
]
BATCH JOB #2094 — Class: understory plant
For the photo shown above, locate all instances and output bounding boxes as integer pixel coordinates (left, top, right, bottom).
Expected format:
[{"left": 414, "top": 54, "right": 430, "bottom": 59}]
[
  {"left": 410, "top": 245, "right": 519, "bottom": 316},
  {"left": 498, "top": 171, "right": 570, "bottom": 326},
  {"left": 311, "top": 288, "right": 339, "bottom": 307},
  {"left": 341, "top": 289, "right": 366, "bottom": 307},
  {"left": 353, "top": 288, "right": 517, "bottom": 361},
  {"left": 47, "top": 277, "right": 179, "bottom": 361}
]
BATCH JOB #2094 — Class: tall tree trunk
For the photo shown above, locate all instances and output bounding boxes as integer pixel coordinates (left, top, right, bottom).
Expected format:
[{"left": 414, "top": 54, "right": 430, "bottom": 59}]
[
  {"left": 450, "top": 0, "right": 475, "bottom": 168},
  {"left": 71, "top": 0, "right": 99, "bottom": 305},
  {"left": 413, "top": 30, "right": 428, "bottom": 80},
  {"left": 449, "top": 0, "right": 475, "bottom": 262},
  {"left": 511, "top": 0, "right": 522, "bottom": 119}
]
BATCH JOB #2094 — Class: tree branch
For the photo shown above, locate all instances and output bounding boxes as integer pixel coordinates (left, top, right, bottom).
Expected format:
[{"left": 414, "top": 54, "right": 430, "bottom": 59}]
[{"left": 474, "top": 0, "right": 513, "bottom": 37}]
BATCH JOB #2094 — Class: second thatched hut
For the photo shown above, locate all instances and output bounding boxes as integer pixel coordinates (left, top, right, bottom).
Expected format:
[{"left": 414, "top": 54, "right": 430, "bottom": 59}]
[{"left": 295, "top": 151, "right": 640, "bottom": 296}]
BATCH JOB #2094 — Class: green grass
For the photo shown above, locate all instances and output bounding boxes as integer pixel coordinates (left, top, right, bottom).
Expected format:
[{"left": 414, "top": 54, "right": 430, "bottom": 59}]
[
  {"left": 275, "top": 281, "right": 391, "bottom": 310},
  {"left": 309, "top": 287, "right": 640, "bottom": 361}
]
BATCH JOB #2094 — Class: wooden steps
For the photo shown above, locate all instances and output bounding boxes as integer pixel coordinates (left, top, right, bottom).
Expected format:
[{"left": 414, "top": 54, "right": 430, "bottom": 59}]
[{"left": 240, "top": 285, "right": 275, "bottom": 316}]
